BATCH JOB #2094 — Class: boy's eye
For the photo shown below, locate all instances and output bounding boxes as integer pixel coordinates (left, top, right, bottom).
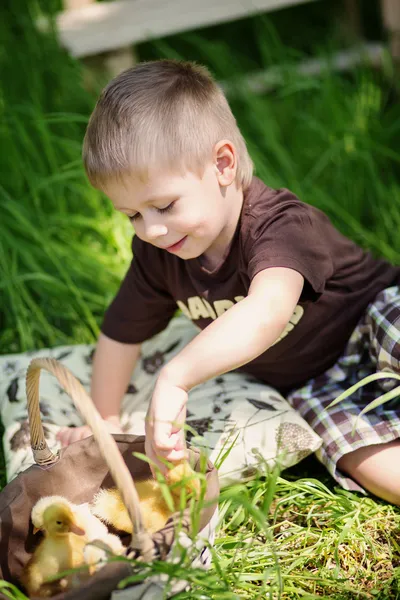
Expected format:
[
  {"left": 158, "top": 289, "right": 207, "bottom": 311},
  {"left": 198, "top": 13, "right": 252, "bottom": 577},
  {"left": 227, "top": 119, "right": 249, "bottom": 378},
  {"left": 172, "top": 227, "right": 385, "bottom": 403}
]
[
  {"left": 127, "top": 201, "right": 175, "bottom": 222},
  {"left": 156, "top": 201, "right": 175, "bottom": 215}
]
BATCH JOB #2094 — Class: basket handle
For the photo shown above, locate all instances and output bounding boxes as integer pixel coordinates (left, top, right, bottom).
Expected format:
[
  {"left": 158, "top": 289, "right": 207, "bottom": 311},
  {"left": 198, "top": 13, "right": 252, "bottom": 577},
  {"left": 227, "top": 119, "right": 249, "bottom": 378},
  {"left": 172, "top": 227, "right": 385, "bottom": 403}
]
[{"left": 26, "top": 357, "right": 155, "bottom": 559}]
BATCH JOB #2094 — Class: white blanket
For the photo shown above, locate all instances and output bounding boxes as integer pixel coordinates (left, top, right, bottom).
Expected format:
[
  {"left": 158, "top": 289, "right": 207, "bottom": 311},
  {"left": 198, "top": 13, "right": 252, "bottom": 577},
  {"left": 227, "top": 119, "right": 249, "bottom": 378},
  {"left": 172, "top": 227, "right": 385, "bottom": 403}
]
[{"left": 0, "top": 316, "right": 321, "bottom": 485}]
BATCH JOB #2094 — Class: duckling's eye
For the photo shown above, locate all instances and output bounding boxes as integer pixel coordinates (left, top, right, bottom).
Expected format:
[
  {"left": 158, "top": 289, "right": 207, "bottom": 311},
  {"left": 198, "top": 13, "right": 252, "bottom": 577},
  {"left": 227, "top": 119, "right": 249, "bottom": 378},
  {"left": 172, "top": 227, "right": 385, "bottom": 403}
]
[{"left": 56, "top": 520, "right": 62, "bottom": 525}]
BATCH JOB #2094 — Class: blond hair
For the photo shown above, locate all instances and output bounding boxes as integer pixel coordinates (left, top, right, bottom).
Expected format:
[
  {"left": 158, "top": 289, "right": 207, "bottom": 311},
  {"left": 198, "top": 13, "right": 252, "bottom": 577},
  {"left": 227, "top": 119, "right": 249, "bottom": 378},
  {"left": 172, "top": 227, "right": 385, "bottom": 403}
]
[{"left": 83, "top": 60, "right": 253, "bottom": 190}]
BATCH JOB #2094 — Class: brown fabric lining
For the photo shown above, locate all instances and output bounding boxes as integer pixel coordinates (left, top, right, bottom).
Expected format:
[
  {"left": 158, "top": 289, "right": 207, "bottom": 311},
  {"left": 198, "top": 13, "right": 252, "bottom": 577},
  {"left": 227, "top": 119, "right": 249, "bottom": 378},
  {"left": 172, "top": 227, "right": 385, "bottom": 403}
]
[{"left": 0, "top": 434, "right": 219, "bottom": 599}]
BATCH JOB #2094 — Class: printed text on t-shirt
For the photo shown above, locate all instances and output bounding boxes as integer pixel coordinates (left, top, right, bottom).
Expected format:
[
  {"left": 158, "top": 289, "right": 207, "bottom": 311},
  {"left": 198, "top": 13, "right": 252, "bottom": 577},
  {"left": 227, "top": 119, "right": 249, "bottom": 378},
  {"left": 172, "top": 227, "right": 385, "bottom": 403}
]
[{"left": 176, "top": 296, "right": 304, "bottom": 345}]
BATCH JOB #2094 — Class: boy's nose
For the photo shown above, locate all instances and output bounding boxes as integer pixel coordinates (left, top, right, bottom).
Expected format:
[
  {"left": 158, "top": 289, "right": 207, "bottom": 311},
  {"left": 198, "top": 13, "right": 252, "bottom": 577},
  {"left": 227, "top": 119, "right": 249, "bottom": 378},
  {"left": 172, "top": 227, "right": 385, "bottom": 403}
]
[{"left": 144, "top": 221, "right": 168, "bottom": 240}]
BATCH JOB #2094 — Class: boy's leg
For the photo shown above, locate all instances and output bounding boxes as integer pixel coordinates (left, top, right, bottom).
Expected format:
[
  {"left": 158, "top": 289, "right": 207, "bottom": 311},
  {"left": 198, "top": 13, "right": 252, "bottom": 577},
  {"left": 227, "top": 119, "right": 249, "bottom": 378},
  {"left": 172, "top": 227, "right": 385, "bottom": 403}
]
[
  {"left": 337, "top": 440, "right": 400, "bottom": 504},
  {"left": 287, "top": 285, "right": 400, "bottom": 503},
  {"left": 337, "top": 285, "right": 400, "bottom": 503}
]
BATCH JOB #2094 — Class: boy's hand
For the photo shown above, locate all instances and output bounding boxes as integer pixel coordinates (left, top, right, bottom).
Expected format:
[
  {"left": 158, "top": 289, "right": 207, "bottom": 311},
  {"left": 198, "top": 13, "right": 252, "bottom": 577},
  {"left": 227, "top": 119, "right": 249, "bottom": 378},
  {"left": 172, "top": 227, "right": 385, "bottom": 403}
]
[
  {"left": 56, "top": 416, "right": 123, "bottom": 447},
  {"left": 145, "top": 374, "right": 188, "bottom": 474}
]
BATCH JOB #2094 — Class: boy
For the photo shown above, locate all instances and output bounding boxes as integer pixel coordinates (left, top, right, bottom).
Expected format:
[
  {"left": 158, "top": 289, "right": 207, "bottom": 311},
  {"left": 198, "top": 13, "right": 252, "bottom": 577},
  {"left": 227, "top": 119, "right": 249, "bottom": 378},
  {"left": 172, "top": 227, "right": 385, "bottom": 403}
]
[{"left": 57, "top": 60, "right": 400, "bottom": 503}]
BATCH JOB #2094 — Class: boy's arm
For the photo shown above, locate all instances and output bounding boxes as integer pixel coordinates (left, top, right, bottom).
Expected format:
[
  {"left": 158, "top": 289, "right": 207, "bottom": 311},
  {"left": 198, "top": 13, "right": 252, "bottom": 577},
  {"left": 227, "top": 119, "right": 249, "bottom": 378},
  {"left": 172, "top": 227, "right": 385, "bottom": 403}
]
[
  {"left": 146, "top": 267, "right": 304, "bottom": 468},
  {"left": 91, "top": 333, "right": 142, "bottom": 420},
  {"left": 162, "top": 267, "right": 303, "bottom": 388},
  {"left": 57, "top": 333, "right": 141, "bottom": 446}
]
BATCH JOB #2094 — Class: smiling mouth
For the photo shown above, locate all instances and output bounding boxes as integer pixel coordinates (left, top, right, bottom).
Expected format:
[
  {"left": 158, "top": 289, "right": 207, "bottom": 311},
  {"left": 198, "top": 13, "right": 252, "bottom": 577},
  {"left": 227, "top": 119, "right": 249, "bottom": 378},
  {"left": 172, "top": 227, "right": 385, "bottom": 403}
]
[{"left": 165, "top": 236, "right": 187, "bottom": 253}]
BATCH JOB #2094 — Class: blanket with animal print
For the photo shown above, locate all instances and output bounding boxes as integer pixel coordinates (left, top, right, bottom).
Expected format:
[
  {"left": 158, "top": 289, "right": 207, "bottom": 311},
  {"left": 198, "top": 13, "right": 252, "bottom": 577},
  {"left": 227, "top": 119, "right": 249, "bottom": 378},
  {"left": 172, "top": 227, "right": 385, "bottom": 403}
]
[{"left": 0, "top": 316, "right": 321, "bottom": 485}]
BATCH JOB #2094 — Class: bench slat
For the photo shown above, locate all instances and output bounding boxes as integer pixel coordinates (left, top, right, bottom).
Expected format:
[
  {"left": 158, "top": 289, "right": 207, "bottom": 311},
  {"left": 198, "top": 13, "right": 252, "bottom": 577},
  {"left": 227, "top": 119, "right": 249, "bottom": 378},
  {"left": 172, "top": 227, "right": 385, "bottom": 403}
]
[{"left": 56, "top": 0, "right": 317, "bottom": 57}]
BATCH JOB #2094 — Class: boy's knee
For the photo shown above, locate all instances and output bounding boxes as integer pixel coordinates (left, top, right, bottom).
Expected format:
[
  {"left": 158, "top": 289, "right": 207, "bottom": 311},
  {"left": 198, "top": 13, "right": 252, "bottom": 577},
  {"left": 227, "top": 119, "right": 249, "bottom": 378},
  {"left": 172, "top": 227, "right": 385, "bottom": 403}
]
[
  {"left": 376, "top": 336, "right": 400, "bottom": 392},
  {"left": 367, "top": 289, "right": 400, "bottom": 375},
  {"left": 378, "top": 320, "right": 400, "bottom": 373},
  {"left": 338, "top": 441, "right": 400, "bottom": 505},
  {"left": 367, "top": 308, "right": 400, "bottom": 388}
]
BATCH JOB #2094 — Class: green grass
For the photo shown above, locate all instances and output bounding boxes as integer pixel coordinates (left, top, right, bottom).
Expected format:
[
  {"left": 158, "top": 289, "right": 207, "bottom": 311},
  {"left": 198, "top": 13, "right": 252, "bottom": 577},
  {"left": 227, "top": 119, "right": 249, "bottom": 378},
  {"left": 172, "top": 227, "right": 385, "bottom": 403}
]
[
  {"left": 1, "top": 1, "right": 400, "bottom": 597},
  {"left": 4, "top": 458, "right": 400, "bottom": 599}
]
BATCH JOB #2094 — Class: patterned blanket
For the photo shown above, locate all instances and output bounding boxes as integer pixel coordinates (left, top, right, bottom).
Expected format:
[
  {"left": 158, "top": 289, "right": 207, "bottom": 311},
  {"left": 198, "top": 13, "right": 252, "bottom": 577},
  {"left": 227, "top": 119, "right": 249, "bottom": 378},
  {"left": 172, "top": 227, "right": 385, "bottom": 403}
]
[{"left": 0, "top": 316, "right": 321, "bottom": 485}]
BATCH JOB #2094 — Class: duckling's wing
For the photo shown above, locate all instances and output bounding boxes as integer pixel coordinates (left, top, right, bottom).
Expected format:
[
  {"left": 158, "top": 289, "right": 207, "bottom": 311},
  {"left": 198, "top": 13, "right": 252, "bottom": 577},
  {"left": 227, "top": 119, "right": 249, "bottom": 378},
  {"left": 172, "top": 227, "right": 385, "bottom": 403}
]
[
  {"left": 91, "top": 489, "right": 132, "bottom": 533},
  {"left": 74, "top": 502, "right": 109, "bottom": 540}
]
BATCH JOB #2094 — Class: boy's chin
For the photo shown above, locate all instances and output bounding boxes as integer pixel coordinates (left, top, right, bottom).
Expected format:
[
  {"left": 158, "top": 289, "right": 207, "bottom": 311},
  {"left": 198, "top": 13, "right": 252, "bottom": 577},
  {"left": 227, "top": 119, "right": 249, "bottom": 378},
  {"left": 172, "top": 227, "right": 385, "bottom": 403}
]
[
  {"left": 173, "top": 242, "right": 205, "bottom": 260},
  {"left": 177, "top": 249, "right": 203, "bottom": 260},
  {"left": 161, "top": 238, "right": 209, "bottom": 261}
]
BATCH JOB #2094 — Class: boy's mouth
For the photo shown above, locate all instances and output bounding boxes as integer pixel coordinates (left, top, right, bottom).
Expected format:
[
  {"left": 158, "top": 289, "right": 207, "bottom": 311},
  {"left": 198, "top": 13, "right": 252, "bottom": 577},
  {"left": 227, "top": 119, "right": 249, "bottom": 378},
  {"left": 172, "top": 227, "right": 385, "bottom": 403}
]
[{"left": 165, "top": 236, "right": 187, "bottom": 253}]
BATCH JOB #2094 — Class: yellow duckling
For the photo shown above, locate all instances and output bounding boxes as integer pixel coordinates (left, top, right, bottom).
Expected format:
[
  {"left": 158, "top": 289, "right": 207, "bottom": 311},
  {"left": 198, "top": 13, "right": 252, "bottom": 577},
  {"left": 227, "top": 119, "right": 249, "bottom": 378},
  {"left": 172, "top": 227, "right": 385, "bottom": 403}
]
[
  {"left": 92, "top": 462, "right": 201, "bottom": 535},
  {"left": 21, "top": 499, "right": 87, "bottom": 598}
]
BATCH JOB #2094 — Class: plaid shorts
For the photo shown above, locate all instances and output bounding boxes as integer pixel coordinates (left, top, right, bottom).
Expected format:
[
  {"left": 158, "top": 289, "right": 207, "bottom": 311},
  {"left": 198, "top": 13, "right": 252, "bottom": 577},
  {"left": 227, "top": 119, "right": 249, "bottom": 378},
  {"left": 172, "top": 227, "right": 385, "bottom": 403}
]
[{"left": 287, "top": 286, "right": 400, "bottom": 492}]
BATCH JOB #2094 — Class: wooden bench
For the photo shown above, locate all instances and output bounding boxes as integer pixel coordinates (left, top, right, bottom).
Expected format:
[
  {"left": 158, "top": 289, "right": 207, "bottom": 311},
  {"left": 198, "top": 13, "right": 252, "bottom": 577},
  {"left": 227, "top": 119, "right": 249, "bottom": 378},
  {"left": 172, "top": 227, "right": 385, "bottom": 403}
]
[
  {"left": 46, "top": 0, "right": 400, "bottom": 77},
  {"left": 58, "top": 0, "right": 317, "bottom": 59}
]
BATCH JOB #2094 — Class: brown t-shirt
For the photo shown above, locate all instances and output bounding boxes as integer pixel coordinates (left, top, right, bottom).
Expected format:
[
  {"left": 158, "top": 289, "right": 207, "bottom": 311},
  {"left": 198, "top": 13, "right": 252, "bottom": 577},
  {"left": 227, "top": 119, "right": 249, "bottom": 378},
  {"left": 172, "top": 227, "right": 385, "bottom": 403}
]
[{"left": 102, "top": 177, "right": 400, "bottom": 393}]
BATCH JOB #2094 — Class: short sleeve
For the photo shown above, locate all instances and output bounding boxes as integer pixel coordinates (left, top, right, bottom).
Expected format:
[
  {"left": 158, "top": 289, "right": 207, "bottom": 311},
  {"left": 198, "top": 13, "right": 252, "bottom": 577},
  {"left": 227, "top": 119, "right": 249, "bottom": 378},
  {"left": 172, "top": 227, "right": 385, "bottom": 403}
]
[
  {"left": 101, "top": 236, "right": 177, "bottom": 343},
  {"left": 244, "top": 189, "right": 334, "bottom": 299}
]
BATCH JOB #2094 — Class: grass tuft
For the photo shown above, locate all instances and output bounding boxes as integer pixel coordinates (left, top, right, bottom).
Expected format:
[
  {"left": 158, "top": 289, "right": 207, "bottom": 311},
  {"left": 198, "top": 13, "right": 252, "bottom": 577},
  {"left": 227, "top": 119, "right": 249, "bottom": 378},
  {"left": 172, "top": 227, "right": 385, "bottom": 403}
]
[{"left": 1, "top": 3, "right": 400, "bottom": 598}]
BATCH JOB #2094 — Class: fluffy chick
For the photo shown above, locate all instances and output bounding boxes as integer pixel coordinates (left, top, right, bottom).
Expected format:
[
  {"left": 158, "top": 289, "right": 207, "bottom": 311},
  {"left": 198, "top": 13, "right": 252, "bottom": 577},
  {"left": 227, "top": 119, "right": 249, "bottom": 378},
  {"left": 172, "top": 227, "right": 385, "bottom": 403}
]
[
  {"left": 22, "top": 495, "right": 125, "bottom": 594},
  {"left": 92, "top": 462, "right": 201, "bottom": 535},
  {"left": 73, "top": 502, "right": 125, "bottom": 571},
  {"left": 21, "top": 500, "right": 87, "bottom": 598}
]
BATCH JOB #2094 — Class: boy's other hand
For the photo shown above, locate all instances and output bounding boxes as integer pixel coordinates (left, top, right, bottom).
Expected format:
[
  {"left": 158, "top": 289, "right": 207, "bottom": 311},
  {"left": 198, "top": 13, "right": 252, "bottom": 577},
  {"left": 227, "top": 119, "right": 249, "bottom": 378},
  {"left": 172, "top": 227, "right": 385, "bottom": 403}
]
[
  {"left": 145, "top": 374, "right": 188, "bottom": 475},
  {"left": 56, "top": 416, "right": 123, "bottom": 447}
]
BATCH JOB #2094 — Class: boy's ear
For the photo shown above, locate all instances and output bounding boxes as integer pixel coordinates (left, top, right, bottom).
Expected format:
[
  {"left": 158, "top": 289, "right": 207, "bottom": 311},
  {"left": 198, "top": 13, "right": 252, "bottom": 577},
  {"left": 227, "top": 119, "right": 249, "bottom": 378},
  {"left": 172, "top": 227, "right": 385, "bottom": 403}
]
[{"left": 213, "top": 140, "right": 237, "bottom": 186}]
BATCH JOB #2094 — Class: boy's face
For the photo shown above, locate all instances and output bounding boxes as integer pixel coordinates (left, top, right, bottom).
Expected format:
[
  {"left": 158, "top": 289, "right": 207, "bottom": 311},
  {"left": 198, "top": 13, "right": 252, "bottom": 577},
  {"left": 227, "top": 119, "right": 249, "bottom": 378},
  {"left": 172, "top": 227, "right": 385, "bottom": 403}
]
[{"left": 106, "top": 161, "right": 241, "bottom": 264}]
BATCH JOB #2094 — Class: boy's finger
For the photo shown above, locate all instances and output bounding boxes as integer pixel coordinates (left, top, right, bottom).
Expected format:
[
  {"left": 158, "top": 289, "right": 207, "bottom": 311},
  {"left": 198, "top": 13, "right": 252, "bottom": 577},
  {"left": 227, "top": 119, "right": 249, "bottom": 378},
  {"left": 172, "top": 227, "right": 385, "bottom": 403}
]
[
  {"left": 153, "top": 423, "right": 176, "bottom": 450},
  {"left": 65, "top": 431, "right": 76, "bottom": 446},
  {"left": 56, "top": 429, "right": 69, "bottom": 446},
  {"left": 163, "top": 448, "right": 187, "bottom": 462},
  {"left": 160, "top": 431, "right": 187, "bottom": 462},
  {"left": 56, "top": 427, "right": 66, "bottom": 441},
  {"left": 59, "top": 435, "right": 70, "bottom": 447},
  {"left": 154, "top": 437, "right": 187, "bottom": 462},
  {"left": 156, "top": 432, "right": 185, "bottom": 455},
  {"left": 146, "top": 444, "right": 168, "bottom": 476},
  {"left": 154, "top": 438, "right": 177, "bottom": 452}
]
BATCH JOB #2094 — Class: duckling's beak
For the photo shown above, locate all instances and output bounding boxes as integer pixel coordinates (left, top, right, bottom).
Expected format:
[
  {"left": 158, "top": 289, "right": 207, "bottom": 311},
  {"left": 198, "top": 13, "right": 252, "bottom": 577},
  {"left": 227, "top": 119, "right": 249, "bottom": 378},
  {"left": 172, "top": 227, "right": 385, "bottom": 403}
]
[{"left": 69, "top": 522, "right": 85, "bottom": 536}]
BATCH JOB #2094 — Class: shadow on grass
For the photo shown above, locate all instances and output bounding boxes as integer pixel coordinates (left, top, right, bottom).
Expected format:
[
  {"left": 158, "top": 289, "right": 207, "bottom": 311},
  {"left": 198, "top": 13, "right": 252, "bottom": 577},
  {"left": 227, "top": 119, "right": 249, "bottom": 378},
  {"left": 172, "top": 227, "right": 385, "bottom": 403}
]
[{"left": 285, "top": 453, "right": 336, "bottom": 488}]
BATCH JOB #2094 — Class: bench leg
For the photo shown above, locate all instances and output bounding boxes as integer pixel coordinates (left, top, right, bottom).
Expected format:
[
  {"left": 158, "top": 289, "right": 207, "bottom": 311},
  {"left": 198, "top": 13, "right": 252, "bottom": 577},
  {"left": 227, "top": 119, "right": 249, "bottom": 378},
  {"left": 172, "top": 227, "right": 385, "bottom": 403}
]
[
  {"left": 63, "top": 0, "right": 136, "bottom": 85},
  {"left": 102, "top": 46, "right": 137, "bottom": 78},
  {"left": 381, "top": 0, "right": 400, "bottom": 61},
  {"left": 343, "top": 0, "right": 363, "bottom": 40}
]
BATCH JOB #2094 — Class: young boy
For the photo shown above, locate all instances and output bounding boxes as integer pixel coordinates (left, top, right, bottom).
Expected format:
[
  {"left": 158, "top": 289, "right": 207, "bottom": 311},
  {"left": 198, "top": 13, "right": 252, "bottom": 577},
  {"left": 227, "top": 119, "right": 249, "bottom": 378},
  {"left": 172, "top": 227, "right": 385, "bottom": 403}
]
[{"left": 57, "top": 60, "right": 400, "bottom": 503}]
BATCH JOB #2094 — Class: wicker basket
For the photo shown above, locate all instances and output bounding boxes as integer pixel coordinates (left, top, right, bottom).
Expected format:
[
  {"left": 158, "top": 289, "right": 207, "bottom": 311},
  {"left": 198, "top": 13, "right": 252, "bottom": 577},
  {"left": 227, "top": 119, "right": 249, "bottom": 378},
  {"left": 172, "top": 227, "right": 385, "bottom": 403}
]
[{"left": 0, "top": 358, "right": 219, "bottom": 599}]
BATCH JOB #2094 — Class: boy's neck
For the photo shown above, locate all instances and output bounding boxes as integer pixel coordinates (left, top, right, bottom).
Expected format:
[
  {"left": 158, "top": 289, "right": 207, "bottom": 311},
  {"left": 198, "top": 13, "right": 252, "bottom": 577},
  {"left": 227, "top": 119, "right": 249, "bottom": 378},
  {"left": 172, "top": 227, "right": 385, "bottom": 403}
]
[{"left": 200, "top": 184, "right": 244, "bottom": 271}]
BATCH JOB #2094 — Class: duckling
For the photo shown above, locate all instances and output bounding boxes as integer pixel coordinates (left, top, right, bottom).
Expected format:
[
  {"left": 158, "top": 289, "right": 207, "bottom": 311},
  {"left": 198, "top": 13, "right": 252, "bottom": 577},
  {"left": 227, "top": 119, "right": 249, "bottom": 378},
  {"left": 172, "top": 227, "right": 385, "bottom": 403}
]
[
  {"left": 21, "top": 500, "right": 87, "bottom": 598},
  {"left": 74, "top": 502, "right": 125, "bottom": 571},
  {"left": 166, "top": 460, "right": 201, "bottom": 499},
  {"left": 30, "top": 496, "right": 125, "bottom": 576},
  {"left": 73, "top": 501, "right": 124, "bottom": 555},
  {"left": 92, "top": 462, "right": 201, "bottom": 535},
  {"left": 92, "top": 482, "right": 169, "bottom": 535}
]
